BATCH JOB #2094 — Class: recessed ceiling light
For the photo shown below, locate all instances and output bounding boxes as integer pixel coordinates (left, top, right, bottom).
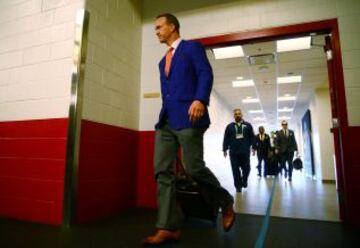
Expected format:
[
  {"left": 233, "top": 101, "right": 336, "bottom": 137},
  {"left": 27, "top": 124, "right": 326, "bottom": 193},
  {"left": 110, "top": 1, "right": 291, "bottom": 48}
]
[
  {"left": 249, "top": 110, "right": 263, "bottom": 114},
  {"left": 277, "top": 36, "right": 311, "bottom": 52},
  {"left": 236, "top": 76, "right": 244, "bottom": 80},
  {"left": 242, "top": 98, "right": 260, "bottom": 103},
  {"left": 284, "top": 93, "right": 291, "bottom": 97},
  {"left": 232, "top": 79, "right": 254, "bottom": 87},
  {"left": 255, "top": 122, "right": 267, "bottom": 126},
  {"left": 212, "top": 45, "right": 244, "bottom": 59},
  {"left": 279, "top": 116, "right": 291, "bottom": 120},
  {"left": 277, "top": 75, "right": 302, "bottom": 84},
  {"left": 278, "top": 96, "right": 296, "bottom": 101},
  {"left": 278, "top": 107, "right": 293, "bottom": 112}
]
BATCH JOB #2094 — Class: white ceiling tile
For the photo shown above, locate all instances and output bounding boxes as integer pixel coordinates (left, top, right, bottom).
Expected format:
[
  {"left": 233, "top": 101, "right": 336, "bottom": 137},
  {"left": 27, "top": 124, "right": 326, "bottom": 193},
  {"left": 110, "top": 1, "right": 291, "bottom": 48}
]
[{"left": 208, "top": 34, "right": 329, "bottom": 125}]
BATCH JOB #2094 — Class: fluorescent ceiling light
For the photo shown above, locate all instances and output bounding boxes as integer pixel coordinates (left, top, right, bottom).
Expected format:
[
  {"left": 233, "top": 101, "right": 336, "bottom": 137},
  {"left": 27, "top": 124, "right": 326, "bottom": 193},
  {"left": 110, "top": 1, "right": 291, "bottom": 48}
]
[
  {"left": 278, "top": 96, "right": 296, "bottom": 101},
  {"left": 277, "top": 36, "right": 311, "bottom": 52},
  {"left": 213, "top": 45, "right": 244, "bottom": 59},
  {"left": 253, "top": 117, "right": 266, "bottom": 121},
  {"left": 232, "top": 79, "right": 254, "bottom": 87},
  {"left": 278, "top": 107, "right": 293, "bottom": 112},
  {"left": 236, "top": 76, "right": 244, "bottom": 80},
  {"left": 255, "top": 123, "right": 267, "bottom": 126},
  {"left": 242, "top": 98, "right": 260, "bottom": 103},
  {"left": 279, "top": 116, "right": 291, "bottom": 120},
  {"left": 249, "top": 110, "right": 263, "bottom": 114},
  {"left": 277, "top": 75, "right": 302, "bottom": 84}
]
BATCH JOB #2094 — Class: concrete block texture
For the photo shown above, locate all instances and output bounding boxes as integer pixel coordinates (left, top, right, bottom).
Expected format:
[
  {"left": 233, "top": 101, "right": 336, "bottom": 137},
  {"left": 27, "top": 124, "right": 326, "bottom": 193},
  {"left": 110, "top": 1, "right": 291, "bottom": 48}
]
[{"left": 0, "top": 0, "right": 85, "bottom": 121}]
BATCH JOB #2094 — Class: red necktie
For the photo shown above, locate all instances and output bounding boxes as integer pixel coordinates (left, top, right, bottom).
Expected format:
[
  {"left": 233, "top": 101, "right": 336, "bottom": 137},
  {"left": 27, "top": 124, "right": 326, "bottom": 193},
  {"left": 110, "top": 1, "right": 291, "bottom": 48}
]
[{"left": 165, "top": 47, "right": 174, "bottom": 77}]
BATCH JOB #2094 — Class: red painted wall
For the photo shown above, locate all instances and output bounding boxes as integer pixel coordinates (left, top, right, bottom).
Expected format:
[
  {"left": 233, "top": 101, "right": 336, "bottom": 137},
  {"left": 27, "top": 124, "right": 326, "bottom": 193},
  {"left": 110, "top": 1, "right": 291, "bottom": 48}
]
[
  {"left": 75, "top": 120, "right": 139, "bottom": 223},
  {"left": 0, "top": 118, "right": 68, "bottom": 225},
  {"left": 136, "top": 131, "right": 157, "bottom": 208},
  {"left": 342, "top": 127, "right": 360, "bottom": 226}
]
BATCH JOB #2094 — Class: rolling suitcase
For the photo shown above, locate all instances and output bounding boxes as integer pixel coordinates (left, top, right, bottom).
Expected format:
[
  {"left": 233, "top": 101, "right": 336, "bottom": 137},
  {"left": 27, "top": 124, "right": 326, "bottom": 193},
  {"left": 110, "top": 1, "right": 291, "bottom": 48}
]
[
  {"left": 175, "top": 156, "right": 219, "bottom": 224},
  {"left": 266, "top": 149, "right": 279, "bottom": 176}
]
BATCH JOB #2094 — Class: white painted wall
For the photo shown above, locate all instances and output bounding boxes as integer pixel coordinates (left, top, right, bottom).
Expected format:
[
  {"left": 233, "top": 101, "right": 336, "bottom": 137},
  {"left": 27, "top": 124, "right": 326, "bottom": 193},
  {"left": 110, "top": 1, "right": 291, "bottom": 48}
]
[
  {"left": 83, "top": 0, "right": 142, "bottom": 129},
  {"left": 0, "top": 0, "right": 84, "bottom": 121},
  {"left": 204, "top": 91, "right": 234, "bottom": 193},
  {"left": 140, "top": 0, "right": 360, "bottom": 131},
  {"left": 309, "top": 87, "right": 336, "bottom": 181}
]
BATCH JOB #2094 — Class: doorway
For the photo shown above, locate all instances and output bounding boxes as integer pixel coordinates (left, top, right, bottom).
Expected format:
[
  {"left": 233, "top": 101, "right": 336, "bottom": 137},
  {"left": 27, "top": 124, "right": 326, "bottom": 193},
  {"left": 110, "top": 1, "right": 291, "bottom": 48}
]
[{"left": 197, "top": 19, "right": 346, "bottom": 222}]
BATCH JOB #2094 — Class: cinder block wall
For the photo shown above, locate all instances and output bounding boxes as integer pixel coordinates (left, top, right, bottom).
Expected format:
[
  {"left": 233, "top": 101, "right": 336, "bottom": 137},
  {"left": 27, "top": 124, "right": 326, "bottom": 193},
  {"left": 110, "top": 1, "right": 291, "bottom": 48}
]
[
  {"left": 0, "top": 0, "right": 84, "bottom": 225},
  {"left": 75, "top": 0, "right": 143, "bottom": 223}
]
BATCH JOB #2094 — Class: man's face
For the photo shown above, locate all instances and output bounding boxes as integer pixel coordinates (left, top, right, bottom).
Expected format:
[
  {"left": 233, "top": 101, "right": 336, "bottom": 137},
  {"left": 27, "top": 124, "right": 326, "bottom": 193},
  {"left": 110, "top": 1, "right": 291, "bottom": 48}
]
[
  {"left": 154, "top": 17, "right": 174, "bottom": 44},
  {"left": 259, "top": 127, "right": 265, "bottom": 134},
  {"left": 282, "top": 121, "right": 288, "bottom": 129},
  {"left": 234, "top": 110, "right": 242, "bottom": 122}
]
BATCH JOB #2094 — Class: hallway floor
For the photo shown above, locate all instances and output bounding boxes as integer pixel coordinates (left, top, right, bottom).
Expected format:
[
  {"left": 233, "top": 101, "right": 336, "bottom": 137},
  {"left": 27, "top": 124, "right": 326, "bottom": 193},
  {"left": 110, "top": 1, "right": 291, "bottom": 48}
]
[
  {"left": 206, "top": 155, "right": 339, "bottom": 222},
  {"left": 234, "top": 173, "right": 339, "bottom": 221},
  {"left": 0, "top": 156, "right": 349, "bottom": 247},
  {"left": 0, "top": 208, "right": 358, "bottom": 248}
]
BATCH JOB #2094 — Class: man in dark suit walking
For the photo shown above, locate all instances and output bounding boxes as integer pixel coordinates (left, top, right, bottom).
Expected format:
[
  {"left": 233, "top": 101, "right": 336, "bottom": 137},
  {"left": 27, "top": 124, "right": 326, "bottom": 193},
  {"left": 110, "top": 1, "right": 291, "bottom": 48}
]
[
  {"left": 275, "top": 120, "right": 298, "bottom": 181},
  {"left": 254, "top": 126, "right": 271, "bottom": 177},
  {"left": 143, "top": 13, "right": 235, "bottom": 246},
  {"left": 223, "top": 108, "right": 255, "bottom": 192}
]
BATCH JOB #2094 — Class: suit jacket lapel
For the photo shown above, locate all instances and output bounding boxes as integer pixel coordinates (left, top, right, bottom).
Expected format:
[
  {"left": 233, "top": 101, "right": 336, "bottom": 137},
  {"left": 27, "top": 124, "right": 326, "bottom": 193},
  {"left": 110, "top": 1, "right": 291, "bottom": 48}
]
[
  {"left": 167, "top": 40, "right": 184, "bottom": 78},
  {"left": 159, "top": 57, "right": 166, "bottom": 78}
]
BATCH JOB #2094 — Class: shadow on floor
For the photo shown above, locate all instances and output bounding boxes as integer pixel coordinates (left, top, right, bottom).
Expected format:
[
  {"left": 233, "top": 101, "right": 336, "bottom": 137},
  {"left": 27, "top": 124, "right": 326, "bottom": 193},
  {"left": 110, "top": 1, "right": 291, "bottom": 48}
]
[{"left": 0, "top": 208, "right": 358, "bottom": 248}]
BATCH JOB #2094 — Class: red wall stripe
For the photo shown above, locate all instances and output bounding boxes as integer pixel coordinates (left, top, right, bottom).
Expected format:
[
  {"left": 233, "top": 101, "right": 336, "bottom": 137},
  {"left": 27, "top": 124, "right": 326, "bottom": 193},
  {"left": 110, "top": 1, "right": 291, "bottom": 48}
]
[
  {"left": 0, "top": 158, "right": 64, "bottom": 180},
  {"left": 0, "top": 138, "right": 67, "bottom": 159},
  {"left": 0, "top": 118, "right": 68, "bottom": 137},
  {"left": 343, "top": 127, "right": 360, "bottom": 225},
  {"left": 136, "top": 131, "right": 157, "bottom": 209},
  {"left": 75, "top": 120, "right": 138, "bottom": 224},
  {"left": 0, "top": 196, "right": 62, "bottom": 224},
  {"left": 0, "top": 118, "right": 68, "bottom": 225},
  {"left": 0, "top": 177, "right": 63, "bottom": 201}
]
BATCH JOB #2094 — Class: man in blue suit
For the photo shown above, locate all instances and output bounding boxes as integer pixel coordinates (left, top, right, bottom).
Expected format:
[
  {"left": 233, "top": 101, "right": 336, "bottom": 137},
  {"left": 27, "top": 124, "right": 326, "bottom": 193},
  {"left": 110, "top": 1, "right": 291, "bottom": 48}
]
[
  {"left": 142, "top": 13, "right": 235, "bottom": 246},
  {"left": 223, "top": 109, "right": 255, "bottom": 192}
]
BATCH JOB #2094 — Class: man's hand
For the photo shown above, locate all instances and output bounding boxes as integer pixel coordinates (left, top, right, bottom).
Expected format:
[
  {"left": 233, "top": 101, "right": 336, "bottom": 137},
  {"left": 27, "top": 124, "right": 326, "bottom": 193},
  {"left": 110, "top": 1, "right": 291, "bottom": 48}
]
[
  {"left": 188, "top": 100, "right": 205, "bottom": 123},
  {"left": 275, "top": 149, "right": 279, "bottom": 155},
  {"left": 223, "top": 151, "right": 227, "bottom": 158}
]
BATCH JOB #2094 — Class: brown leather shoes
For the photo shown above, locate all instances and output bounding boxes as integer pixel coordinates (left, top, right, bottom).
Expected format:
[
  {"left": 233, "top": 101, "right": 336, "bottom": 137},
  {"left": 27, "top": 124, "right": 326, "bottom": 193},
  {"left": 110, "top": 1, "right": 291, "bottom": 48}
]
[
  {"left": 222, "top": 204, "right": 235, "bottom": 232},
  {"left": 142, "top": 229, "right": 181, "bottom": 246}
]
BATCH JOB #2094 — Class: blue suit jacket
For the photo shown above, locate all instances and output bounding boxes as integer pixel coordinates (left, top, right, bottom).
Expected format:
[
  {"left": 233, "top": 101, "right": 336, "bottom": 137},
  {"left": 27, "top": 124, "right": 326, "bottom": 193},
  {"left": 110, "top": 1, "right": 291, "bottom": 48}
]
[
  {"left": 223, "top": 121, "right": 255, "bottom": 155},
  {"left": 155, "top": 40, "right": 213, "bottom": 130}
]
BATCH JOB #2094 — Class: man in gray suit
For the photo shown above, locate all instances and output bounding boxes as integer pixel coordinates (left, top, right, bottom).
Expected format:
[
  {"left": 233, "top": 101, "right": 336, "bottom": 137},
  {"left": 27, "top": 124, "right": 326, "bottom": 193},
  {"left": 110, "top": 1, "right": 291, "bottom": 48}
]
[
  {"left": 275, "top": 120, "right": 298, "bottom": 181},
  {"left": 142, "top": 13, "right": 235, "bottom": 246}
]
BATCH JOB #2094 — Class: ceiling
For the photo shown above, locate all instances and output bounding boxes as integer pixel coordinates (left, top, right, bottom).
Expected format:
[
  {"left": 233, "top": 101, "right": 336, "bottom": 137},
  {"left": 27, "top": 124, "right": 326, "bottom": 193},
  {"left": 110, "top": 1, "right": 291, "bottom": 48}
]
[{"left": 206, "top": 34, "right": 329, "bottom": 131}]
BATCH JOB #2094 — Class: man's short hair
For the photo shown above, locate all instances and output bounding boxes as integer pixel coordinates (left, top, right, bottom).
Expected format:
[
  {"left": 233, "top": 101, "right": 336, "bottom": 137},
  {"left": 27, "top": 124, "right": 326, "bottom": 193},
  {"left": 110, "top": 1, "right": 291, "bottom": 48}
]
[
  {"left": 156, "top": 13, "right": 180, "bottom": 33},
  {"left": 233, "top": 108, "right": 242, "bottom": 113}
]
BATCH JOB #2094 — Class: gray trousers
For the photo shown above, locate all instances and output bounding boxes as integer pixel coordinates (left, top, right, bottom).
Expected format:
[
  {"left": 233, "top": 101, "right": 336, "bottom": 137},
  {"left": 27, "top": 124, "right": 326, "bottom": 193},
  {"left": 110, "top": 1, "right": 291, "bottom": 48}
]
[{"left": 154, "top": 124, "right": 234, "bottom": 229}]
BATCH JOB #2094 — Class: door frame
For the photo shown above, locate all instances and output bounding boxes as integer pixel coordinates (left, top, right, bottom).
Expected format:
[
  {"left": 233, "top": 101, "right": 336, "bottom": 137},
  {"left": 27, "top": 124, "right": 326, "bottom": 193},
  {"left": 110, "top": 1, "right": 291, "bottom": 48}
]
[{"left": 195, "top": 19, "right": 348, "bottom": 222}]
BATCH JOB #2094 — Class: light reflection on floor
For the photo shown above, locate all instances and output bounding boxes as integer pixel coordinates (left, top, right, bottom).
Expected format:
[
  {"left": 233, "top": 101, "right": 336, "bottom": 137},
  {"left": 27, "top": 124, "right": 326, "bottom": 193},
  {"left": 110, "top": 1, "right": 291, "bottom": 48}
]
[{"left": 205, "top": 146, "right": 339, "bottom": 222}]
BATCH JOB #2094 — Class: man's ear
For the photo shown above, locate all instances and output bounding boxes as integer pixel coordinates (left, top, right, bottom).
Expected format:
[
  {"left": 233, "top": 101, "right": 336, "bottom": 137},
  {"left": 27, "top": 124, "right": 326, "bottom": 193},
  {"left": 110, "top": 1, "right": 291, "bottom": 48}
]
[{"left": 170, "top": 23, "right": 176, "bottom": 32}]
